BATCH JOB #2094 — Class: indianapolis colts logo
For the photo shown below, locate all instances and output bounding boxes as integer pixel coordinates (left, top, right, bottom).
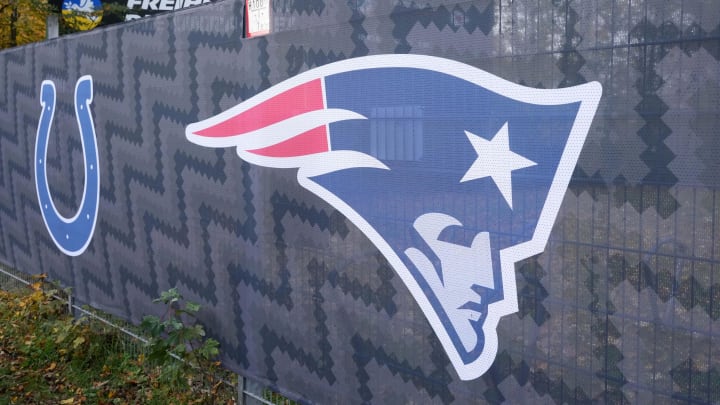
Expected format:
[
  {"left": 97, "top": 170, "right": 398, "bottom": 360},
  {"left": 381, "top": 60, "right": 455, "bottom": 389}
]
[
  {"left": 186, "top": 54, "right": 602, "bottom": 380},
  {"left": 35, "top": 76, "right": 100, "bottom": 256}
]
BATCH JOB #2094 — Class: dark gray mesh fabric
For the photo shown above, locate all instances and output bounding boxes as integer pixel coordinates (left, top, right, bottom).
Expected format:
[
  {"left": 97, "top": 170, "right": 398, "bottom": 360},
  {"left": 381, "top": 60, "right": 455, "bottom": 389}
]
[{"left": 0, "top": 0, "right": 718, "bottom": 403}]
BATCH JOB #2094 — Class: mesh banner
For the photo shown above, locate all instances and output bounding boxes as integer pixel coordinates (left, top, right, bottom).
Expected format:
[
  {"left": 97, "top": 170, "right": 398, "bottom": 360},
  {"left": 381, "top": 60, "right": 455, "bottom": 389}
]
[{"left": 1, "top": 0, "right": 719, "bottom": 403}]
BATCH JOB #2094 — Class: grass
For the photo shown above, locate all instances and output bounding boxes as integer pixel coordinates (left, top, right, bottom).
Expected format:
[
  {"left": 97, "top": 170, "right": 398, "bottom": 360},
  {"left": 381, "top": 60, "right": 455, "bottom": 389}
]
[{"left": 0, "top": 276, "right": 237, "bottom": 404}]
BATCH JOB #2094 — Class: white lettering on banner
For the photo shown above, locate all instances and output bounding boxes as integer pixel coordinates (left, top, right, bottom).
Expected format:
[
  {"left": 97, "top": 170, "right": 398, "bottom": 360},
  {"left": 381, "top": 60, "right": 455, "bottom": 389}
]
[
  {"left": 141, "top": 0, "right": 159, "bottom": 10},
  {"left": 158, "top": 0, "right": 175, "bottom": 11},
  {"left": 127, "top": 0, "right": 213, "bottom": 12}
]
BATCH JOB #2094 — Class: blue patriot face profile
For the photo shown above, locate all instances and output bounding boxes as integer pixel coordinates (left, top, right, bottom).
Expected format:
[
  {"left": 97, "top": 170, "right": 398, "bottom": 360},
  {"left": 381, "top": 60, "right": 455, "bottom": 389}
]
[{"left": 186, "top": 55, "right": 602, "bottom": 380}]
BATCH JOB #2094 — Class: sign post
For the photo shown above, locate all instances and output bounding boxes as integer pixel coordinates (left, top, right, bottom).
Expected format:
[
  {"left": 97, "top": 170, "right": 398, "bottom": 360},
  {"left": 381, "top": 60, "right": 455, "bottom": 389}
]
[{"left": 46, "top": 15, "right": 59, "bottom": 39}]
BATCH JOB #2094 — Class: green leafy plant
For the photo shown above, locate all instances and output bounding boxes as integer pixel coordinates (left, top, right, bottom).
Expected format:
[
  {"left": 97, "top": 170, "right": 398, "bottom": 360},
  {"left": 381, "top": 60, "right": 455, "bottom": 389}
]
[
  {"left": 0, "top": 276, "right": 238, "bottom": 404},
  {"left": 140, "top": 287, "right": 223, "bottom": 404}
]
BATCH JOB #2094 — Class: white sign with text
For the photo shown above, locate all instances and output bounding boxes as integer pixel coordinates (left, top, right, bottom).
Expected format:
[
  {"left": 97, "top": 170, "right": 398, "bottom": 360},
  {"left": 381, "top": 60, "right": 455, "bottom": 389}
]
[{"left": 246, "top": 0, "right": 270, "bottom": 37}]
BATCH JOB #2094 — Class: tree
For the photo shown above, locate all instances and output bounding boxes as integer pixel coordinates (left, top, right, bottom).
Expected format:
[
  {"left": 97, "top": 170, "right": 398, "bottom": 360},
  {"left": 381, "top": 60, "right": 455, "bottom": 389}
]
[
  {"left": 0, "top": 0, "right": 54, "bottom": 49},
  {"left": 0, "top": 1, "right": 132, "bottom": 50}
]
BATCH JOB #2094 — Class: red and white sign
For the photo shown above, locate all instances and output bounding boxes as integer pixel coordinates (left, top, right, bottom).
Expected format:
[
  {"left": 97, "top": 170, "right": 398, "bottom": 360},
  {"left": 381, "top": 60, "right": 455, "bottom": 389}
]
[{"left": 245, "top": 0, "right": 270, "bottom": 37}]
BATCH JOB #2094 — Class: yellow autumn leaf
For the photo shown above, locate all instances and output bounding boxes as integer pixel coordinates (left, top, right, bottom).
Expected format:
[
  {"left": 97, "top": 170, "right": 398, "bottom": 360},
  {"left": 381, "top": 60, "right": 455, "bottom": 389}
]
[
  {"left": 72, "top": 336, "right": 85, "bottom": 348},
  {"left": 60, "top": 398, "right": 74, "bottom": 404}
]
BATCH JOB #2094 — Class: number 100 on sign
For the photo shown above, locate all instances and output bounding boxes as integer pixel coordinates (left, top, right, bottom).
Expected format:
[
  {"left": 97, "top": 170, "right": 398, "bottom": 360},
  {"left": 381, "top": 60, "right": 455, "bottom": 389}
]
[{"left": 246, "top": 0, "right": 270, "bottom": 37}]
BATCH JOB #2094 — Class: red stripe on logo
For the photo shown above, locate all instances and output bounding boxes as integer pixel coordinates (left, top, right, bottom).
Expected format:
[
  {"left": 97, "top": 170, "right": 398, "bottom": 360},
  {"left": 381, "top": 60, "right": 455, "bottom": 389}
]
[
  {"left": 194, "top": 79, "right": 324, "bottom": 138},
  {"left": 248, "top": 126, "right": 328, "bottom": 157}
]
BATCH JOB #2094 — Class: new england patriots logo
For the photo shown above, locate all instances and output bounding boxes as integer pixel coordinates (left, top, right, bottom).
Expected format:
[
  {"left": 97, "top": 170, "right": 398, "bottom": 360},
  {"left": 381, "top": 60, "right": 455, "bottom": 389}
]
[{"left": 186, "top": 55, "right": 601, "bottom": 380}]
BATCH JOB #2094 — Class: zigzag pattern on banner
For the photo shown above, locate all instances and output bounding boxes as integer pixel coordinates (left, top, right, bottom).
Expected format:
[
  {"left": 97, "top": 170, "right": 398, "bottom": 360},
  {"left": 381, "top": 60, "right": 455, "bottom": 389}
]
[
  {"left": 390, "top": 2, "right": 494, "bottom": 54},
  {"left": 258, "top": 192, "right": 398, "bottom": 383},
  {"left": 351, "top": 331, "right": 455, "bottom": 404},
  {"left": 0, "top": 0, "right": 719, "bottom": 403}
]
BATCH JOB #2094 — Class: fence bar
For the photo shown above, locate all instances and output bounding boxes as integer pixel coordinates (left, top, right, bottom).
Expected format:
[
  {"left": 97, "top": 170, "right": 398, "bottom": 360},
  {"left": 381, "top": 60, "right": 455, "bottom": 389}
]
[
  {"left": 67, "top": 291, "right": 74, "bottom": 318},
  {"left": 237, "top": 375, "right": 246, "bottom": 405},
  {"left": 0, "top": 266, "right": 30, "bottom": 287},
  {"left": 242, "top": 388, "right": 275, "bottom": 405}
]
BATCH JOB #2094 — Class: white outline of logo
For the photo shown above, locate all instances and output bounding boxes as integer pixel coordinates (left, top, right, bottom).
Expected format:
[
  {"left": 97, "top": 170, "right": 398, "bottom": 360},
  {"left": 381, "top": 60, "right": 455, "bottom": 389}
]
[
  {"left": 35, "top": 76, "right": 100, "bottom": 256},
  {"left": 186, "top": 55, "right": 602, "bottom": 380}
]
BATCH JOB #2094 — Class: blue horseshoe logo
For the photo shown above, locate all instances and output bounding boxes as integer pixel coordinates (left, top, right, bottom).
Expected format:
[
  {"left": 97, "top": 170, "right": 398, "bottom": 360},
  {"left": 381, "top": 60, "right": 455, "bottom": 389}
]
[{"left": 35, "top": 76, "right": 100, "bottom": 256}]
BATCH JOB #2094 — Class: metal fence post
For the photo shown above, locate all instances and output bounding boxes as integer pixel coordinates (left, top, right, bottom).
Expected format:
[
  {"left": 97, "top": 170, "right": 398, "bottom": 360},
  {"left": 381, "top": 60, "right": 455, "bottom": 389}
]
[
  {"left": 237, "top": 374, "right": 246, "bottom": 405},
  {"left": 46, "top": 15, "right": 59, "bottom": 40}
]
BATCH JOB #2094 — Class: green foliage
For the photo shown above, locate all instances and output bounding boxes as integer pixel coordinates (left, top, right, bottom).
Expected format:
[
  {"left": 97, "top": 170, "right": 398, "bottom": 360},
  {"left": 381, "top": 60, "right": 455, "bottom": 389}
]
[
  {"left": 141, "top": 287, "right": 224, "bottom": 404},
  {"left": 0, "top": 279, "right": 236, "bottom": 404}
]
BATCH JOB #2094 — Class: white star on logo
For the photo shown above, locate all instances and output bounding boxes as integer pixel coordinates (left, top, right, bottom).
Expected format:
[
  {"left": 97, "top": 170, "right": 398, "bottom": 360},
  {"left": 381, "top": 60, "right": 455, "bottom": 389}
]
[{"left": 461, "top": 122, "right": 537, "bottom": 209}]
